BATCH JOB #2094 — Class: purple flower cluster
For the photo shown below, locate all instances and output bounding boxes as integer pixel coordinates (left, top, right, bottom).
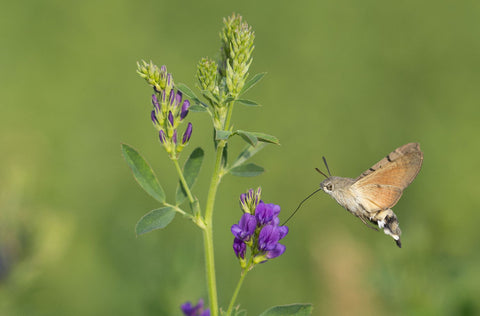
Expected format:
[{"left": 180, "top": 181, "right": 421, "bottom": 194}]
[
  {"left": 148, "top": 65, "right": 192, "bottom": 154},
  {"left": 231, "top": 190, "right": 289, "bottom": 265},
  {"left": 181, "top": 299, "right": 210, "bottom": 316}
]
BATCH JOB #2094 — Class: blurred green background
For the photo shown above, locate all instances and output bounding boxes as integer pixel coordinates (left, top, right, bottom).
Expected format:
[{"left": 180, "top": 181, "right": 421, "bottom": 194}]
[{"left": 1, "top": 0, "right": 479, "bottom": 315}]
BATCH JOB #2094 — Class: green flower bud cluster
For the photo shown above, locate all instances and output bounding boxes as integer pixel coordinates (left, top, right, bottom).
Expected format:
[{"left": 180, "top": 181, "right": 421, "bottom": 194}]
[
  {"left": 195, "top": 13, "right": 255, "bottom": 130},
  {"left": 221, "top": 14, "right": 254, "bottom": 98},
  {"left": 137, "top": 60, "right": 173, "bottom": 93}
]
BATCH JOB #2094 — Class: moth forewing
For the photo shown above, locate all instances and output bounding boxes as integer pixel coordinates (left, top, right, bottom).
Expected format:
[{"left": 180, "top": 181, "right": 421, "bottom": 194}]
[{"left": 355, "top": 142, "right": 423, "bottom": 188}]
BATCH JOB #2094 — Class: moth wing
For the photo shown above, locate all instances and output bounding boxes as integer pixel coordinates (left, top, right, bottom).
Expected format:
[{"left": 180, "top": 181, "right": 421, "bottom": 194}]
[
  {"left": 354, "top": 184, "right": 403, "bottom": 211},
  {"left": 354, "top": 142, "right": 423, "bottom": 189}
]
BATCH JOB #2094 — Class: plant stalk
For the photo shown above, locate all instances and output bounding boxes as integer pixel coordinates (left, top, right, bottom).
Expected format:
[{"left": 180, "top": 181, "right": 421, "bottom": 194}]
[
  {"left": 226, "top": 269, "right": 247, "bottom": 316},
  {"left": 202, "top": 139, "right": 226, "bottom": 316}
]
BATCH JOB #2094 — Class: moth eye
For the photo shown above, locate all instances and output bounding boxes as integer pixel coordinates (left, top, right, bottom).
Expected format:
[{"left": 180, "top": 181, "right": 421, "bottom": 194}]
[{"left": 326, "top": 183, "right": 333, "bottom": 191}]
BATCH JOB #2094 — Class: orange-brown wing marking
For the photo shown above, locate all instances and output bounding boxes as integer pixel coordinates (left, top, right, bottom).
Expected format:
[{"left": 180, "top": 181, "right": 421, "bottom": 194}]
[
  {"left": 354, "top": 142, "right": 423, "bottom": 189},
  {"left": 355, "top": 184, "right": 403, "bottom": 211}
]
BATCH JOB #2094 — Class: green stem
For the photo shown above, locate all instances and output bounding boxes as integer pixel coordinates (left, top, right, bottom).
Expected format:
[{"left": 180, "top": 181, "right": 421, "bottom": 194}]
[
  {"left": 173, "top": 158, "right": 195, "bottom": 204},
  {"left": 202, "top": 140, "right": 226, "bottom": 316},
  {"left": 224, "top": 102, "right": 235, "bottom": 130},
  {"left": 202, "top": 227, "right": 218, "bottom": 315},
  {"left": 226, "top": 269, "right": 248, "bottom": 316}
]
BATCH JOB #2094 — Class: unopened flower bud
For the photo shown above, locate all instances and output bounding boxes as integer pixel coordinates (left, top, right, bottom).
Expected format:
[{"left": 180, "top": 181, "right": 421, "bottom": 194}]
[
  {"left": 182, "top": 123, "right": 193, "bottom": 144},
  {"left": 159, "top": 130, "right": 166, "bottom": 143},
  {"left": 180, "top": 100, "right": 190, "bottom": 120}
]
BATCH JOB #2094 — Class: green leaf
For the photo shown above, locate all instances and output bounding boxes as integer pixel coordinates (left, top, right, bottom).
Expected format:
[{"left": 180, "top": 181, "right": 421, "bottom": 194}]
[
  {"left": 121, "top": 144, "right": 166, "bottom": 203},
  {"left": 176, "top": 83, "right": 201, "bottom": 103},
  {"left": 229, "top": 163, "right": 264, "bottom": 177},
  {"left": 216, "top": 129, "right": 232, "bottom": 140},
  {"left": 249, "top": 132, "right": 280, "bottom": 145},
  {"left": 176, "top": 147, "right": 204, "bottom": 205},
  {"left": 230, "top": 143, "right": 266, "bottom": 169},
  {"left": 237, "top": 99, "right": 261, "bottom": 107},
  {"left": 241, "top": 72, "right": 266, "bottom": 95},
  {"left": 135, "top": 207, "right": 176, "bottom": 236},
  {"left": 235, "top": 130, "right": 258, "bottom": 146},
  {"left": 259, "top": 304, "right": 313, "bottom": 316},
  {"left": 190, "top": 104, "right": 208, "bottom": 112}
]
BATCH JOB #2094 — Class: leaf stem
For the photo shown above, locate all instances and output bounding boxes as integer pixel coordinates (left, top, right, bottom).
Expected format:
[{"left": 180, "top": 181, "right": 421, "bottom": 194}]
[
  {"left": 164, "top": 203, "right": 190, "bottom": 217},
  {"left": 173, "top": 158, "right": 195, "bottom": 204}
]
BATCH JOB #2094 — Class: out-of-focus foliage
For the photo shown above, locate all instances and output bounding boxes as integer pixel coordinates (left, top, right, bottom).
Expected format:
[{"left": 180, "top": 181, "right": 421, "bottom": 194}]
[{"left": 0, "top": 1, "right": 479, "bottom": 315}]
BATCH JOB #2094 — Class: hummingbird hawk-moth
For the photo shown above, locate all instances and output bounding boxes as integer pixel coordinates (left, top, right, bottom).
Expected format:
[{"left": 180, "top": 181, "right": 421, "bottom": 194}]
[{"left": 284, "top": 143, "right": 423, "bottom": 248}]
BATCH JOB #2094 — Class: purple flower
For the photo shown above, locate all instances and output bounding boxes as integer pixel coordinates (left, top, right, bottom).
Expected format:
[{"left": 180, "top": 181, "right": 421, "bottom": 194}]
[
  {"left": 182, "top": 122, "right": 193, "bottom": 144},
  {"left": 181, "top": 299, "right": 210, "bottom": 316},
  {"left": 232, "top": 190, "right": 289, "bottom": 265},
  {"left": 159, "top": 130, "right": 166, "bottom": 143},
  {"left": 255, "top": 202, "right": 281, "bottom": 226},
  {"left": 168, "top": 111, "right": 174, "bottom": 126},
  {"left": 257, "top": 224, "right": 288, "bottom": 260},
  {"left": 233, "top": 238, "right": 246, "bottom": 259},
  {"left": 180, "top": 100, "right": 190, "bottom": 120},
  {"left": 231, "top": 213, "right": 257, "bottom": 241}
]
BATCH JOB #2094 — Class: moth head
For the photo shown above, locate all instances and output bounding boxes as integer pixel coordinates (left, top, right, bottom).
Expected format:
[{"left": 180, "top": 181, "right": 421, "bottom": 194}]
[{"left": 320, "top": 179, "right": 334, "bottom": 194}]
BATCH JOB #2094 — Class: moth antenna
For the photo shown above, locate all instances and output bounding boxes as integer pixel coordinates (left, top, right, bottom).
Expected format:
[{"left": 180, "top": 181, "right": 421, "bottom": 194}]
[
  {"left": 282, "top": 188, "right": 323, "bottom": 225},
  {"left": 315, "top": 168, "right": 329, "bottom": 179},
  {"left": 322, "top": 156, "right": 332, "bottom": 176}
]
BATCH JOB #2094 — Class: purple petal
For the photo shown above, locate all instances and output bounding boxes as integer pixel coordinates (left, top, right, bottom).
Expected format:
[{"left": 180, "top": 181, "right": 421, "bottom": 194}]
[
  {"left": 162, "top": 90, "right": 167, "bottom": 103},
  {"left": 169, "top": 89, "right": 175, "bottom": 105},
  {"left": 180, "top": 100, "right": 190, "bottom": 120},
  {"left": 277, "top": 226, "right": 289, "bottom": 239},
  {"left": 172, "top": 130, "right": 177, "bottom": 144},
  {"left": 267, "top": 243, "right": 286, "bottom": 259},
  {"left": 258, "top": 225, "right": 280, "bottom": 252},
  {"left": 151, "top": 110, "right": 158, "bottom": 124},
  {"left": 159, "top": 130, "right": 166, "bottom": 144},
  {"left": 233, "top": 238, "right": 246, "bottom": 259},
  {"left": 255, "top": 203, "right": 281, "bottom": 226},
  {"left": 231, "top": 213, "right": 256, "bottom": 240},
  {"left": 182, "top": 123, "right": 193, "bottom": 144},
  {"left": 175, "top": 91, "right": 183, "bottom": 107},
  {"left": 180, "top": 299, "right": 207, "bottom": 316},
  {"left": 168, "top": 111, "right": 174, "bottom": 126},
  {"left": 239, "top": 213, "right": 257, "bottom": 235},
  {"left": 181, "top": 302, "right": 195, "bottom": 315},
  {"left": 239, "top": 193, "right": 247, "bottom": 205}
]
